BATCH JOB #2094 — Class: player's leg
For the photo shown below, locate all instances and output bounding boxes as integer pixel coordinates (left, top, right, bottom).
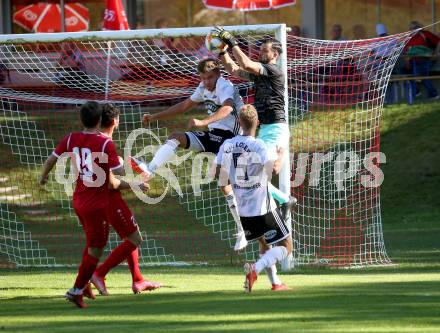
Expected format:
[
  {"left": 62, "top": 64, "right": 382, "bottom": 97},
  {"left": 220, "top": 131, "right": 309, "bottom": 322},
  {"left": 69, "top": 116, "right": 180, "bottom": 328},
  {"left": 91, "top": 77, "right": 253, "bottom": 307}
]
[
  {"left": 270, "top": 177, "right": 297, "bottom": 220},
  {"left": 130, "top": 132, "right": 188, "bottom": 177},
  {"left": 164, "top": 129, "right": 246, "bottom": 252},
  {"left": 257, "top": 124, "right": 290, "bottom": 202},
  {"left": 256, "top": 210, "right": 292, "bottom": 269},
  {"left": 92, "top": 228, "right": 140, "bottom": 295},
  {"left": 243, "top": 209, "right": 291, "bottom": 292},
  {"left": 146, "top": 132, "right": 187, "bottom": 174},
  {"left": 124, "top": 229, "right": 162, "bottom": 293},
  {"left": 93, "top": 203, "right": 140, "bottom": 295},
  {"left": 94, "top": 200, "right": 161, "bottom": 294},
  {"left": 207, "top": 129, "right": 247, "bottom": 250},
  {"left": 257, "top": 239, "right": 285, "bottom": 290},
  {"left": 220, "top": 185, "right": 247, "bottom": 251},
  {"left": 67, "top": 208, "right": 109, "bottom": 307}
]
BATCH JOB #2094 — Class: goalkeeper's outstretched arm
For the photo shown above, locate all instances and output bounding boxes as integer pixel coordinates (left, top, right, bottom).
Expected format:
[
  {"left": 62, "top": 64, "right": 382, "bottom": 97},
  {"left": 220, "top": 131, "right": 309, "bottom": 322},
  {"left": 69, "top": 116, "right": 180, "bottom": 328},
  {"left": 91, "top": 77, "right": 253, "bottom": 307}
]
[
  {"left": 217, "top": 27, "right": 262, "bottom": 77},
  {"left": 220, "top": 52, "right": 253, "bottom": 81},
  {"left": 229, "top": 46, "right": 262, "bottom": 76},
  {"left": 143, "top": 98, "right": 199, "bottom": 124}
]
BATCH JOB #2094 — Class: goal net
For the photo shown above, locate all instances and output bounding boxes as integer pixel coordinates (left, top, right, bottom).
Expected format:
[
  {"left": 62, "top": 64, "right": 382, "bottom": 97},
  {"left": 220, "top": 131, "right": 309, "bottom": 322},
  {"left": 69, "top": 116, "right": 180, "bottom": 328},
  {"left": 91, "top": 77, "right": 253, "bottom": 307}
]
[{"left": 0, "top": 25, "right": 415, "bottom": 267}]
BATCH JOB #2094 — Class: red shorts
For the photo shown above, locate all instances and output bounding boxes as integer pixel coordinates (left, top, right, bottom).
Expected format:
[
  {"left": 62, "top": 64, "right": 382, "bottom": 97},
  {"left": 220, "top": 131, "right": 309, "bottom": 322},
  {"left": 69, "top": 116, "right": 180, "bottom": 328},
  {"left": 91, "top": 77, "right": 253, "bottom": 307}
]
[
  {"left": 108, "top": 197, "right": 138, "bottom": 239},
  {"left": 74, "top": 207, "right": 109, "bottom": 248}
]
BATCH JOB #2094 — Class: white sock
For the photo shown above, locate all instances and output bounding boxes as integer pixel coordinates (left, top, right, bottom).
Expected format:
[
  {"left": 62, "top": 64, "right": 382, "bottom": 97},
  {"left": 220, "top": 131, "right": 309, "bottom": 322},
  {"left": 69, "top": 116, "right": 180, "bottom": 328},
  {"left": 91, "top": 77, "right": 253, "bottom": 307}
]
[
  {"left": 148, "top": 139, "right": 179, "bottom": 173},
  {"left": 255, "top": 246, "right": 288, "bottom": 274},
  {"left": 225, "top": 192, "right": 244, "bottom": 235},
  {"left": 260, "top": 252, "right": 282, "bottom": 285}
]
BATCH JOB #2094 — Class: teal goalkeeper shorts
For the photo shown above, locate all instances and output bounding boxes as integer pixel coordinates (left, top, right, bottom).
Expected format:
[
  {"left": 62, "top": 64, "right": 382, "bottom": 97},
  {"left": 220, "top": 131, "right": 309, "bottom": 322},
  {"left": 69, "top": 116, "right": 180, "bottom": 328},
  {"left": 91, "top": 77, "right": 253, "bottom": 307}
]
[{"left": 257, "top": 123, "right": 290, "bottom": 154}]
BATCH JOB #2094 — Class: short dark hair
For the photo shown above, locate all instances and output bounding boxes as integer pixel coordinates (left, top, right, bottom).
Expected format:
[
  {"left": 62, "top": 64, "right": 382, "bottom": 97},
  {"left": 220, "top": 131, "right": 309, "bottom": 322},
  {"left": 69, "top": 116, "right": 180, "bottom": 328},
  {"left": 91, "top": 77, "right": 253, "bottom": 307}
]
[
  {"left": 80, "top": 101, "right": 102, "bottom": 128},
  {"left": 197, "top": 58, "right": 220, "bottom": 74},
  {"left": 262, "top": 37, "right": 282, "bottom": 55},
  {"left": 101, "top": 103, "right": 120, "bottom": 128}
]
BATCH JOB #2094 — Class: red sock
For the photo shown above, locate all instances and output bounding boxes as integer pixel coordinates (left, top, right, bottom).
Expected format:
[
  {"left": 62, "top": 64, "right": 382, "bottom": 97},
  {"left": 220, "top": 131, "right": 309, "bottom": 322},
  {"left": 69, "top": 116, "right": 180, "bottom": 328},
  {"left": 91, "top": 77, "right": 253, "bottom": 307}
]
[
  {"left": 96, "top": 240, "right": 137, "bottom": 278},
  {"left": 127, "top": 248, "right": 143, "bottom": 283},
  {"left": 74, "top": 247, "right": 99, "bottom": 290}
]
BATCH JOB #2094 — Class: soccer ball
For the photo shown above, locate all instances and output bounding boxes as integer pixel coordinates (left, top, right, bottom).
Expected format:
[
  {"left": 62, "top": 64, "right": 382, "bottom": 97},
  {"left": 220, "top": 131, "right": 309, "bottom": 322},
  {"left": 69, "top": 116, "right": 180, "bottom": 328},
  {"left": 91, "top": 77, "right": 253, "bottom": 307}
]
[{"left": 205, "top": 30, "right": 228, "bottom": 55}]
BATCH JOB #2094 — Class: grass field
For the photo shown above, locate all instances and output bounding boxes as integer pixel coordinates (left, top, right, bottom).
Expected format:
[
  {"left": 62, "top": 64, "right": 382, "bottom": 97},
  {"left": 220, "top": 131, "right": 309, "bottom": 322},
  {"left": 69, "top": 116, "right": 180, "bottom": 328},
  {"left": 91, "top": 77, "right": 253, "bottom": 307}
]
[
  {"left": 1, "top": 101, "right": 440, "bottom": 332},
  {"left": 0, "top": 266, "right": 439, "bottom": 332}
]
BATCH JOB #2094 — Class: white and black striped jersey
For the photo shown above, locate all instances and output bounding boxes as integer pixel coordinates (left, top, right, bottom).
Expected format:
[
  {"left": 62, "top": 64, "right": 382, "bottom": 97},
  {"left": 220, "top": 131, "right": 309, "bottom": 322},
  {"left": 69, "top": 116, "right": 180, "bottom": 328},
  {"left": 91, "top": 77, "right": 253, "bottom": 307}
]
[
  {"left": 190, "top": 76, "right": 243, "bottom": 135},
  {"left": 215, "top": 135, "right": 278, "bottom": 217}
]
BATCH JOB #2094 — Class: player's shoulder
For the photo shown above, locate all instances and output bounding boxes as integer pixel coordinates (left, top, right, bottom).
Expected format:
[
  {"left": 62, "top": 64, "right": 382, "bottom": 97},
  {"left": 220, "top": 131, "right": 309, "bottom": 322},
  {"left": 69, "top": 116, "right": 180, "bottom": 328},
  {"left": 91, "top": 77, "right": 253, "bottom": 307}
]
[
  {"left": 218, "top": 136, "right": 237, "bottom": 152},
  {"left": 196, "top": 80, "right": 205, "bottom": 90},
  {"left": 217, "top": 76, "right": 233, "bottom": 86},
  {"left": 261, "top": 63, "right": 282, "bottom": 75},
  {"left": 252, "top": 138, "right": 269, "bottom": 154},
  {"left": 67, "top": 131, "right": 84, "bottom": 143},
  {"left": 253, "top": 138, "right": 268, "bottom": 148},
  {"left": 77, "top": 131, "right": 111, "bottom": 147},
  {"left": 91, "top": 132, "right": 111, "bottom": 143},
  {"left": 222, "top": 136, "right": 236, "bottom": 146},
  {"left": 216, "top": 76, "right": 234, "bottom": 90}
]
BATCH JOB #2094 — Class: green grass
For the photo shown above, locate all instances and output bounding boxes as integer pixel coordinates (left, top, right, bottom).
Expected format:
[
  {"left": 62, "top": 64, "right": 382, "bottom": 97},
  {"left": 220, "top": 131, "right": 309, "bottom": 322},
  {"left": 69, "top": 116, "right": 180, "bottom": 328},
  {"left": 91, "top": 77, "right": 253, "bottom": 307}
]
[
  {"left": 0, "top": 267, "right": 439, "bottom": 332},
  {"left": 1, "top": 102, "right": 440, "bottom": 332},
  {"left": 380, "top": 102, "right": 440, "bottom": 266}
]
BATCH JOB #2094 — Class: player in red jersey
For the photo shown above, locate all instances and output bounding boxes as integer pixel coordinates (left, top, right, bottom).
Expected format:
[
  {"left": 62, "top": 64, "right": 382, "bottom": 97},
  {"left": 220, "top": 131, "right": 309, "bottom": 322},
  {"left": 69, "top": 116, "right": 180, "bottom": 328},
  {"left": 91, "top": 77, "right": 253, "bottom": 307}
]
[
  {"left": 90, "top": 103, "right": 161, "bottom": 295},
  {"left": 39, "top": 101, "right": 147, "bottom": 308}
]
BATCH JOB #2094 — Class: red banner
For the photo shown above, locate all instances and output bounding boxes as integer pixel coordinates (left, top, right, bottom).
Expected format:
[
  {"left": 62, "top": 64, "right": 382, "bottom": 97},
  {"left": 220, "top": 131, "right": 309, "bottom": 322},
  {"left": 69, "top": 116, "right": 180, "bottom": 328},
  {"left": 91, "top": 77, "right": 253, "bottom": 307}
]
[
  {"left": 203, "top": 0, "right": 296, "bottom": 11},
  {"left": 103, "top": 0, "right": 129, "bottom": 31}
]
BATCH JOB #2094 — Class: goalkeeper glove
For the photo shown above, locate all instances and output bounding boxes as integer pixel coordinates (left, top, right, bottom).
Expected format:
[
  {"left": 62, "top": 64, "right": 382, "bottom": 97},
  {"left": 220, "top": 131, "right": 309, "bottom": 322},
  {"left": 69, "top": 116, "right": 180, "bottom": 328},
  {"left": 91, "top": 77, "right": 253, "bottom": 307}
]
[{"left": 214, "top": 27, "right": 238, "bottom": 48}]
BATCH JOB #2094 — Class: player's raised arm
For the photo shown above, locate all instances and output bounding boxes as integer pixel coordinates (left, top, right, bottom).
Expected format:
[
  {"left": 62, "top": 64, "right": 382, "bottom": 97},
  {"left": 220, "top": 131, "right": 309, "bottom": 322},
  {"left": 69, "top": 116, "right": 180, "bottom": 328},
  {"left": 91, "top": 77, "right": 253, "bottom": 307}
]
[
  {"left": 143, "top": 98, "right": 199, "bottom": 124},
  {"left": 188, "top": 99, "right": 233, "bottom": 129},
  {"left": 216, "top": 27, "right": 262, "bottom": 76}
]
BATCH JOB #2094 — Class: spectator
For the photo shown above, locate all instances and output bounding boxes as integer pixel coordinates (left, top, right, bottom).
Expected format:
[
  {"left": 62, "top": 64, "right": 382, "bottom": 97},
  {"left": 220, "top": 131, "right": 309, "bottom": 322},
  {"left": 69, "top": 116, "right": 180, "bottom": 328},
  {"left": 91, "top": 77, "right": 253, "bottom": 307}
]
[
  {"left": 331, "top": 24, "right": 346, "bottom": 41},
  {"left": 404, "top": 21, "right": 440, "bottom": 99},
  {"left": 153, "top": 18, "right": 176, "bottom": 50},
  {"left": 353, "top": 24, "right": 366, "bottom": 40},
  {"left": 136, "top": 22, "right": 147, "bottom": 30},
  {"left": 0, "top": 62, "right": 11, "bottom": 85},
  {"left": 291, "top": 25, "right": 302, "bottom": 37},
  {"left": 155, "top": 18, "right": 168, "bottom": 29},
  {"left": 376, "top": 23, "right": 387, "bottom": 37}
]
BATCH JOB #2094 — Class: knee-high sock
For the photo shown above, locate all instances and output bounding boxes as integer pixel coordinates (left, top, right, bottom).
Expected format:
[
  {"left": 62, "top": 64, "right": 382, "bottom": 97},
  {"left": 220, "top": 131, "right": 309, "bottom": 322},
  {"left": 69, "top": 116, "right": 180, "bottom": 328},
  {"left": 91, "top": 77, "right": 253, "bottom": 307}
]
[
  {"left": 148, "top": 139, "right": 179, "bottom": 173},
  {"left": 74, "top": 247, "right": 99, "bottom": 290},
  {"left": 225, "top": 191, "right": 244, "bottom": 235},
  {"left": 127, "top": 248, "right": 144, "bottom": 283},
  {"left": 260, "top": 252, "right": 281, "bottom": 285},
  {"left": 268, "top": 182, "right": 289, "bottom": 205},
  {"left": 255, "top": 246, "right": 288, "bottom": 274},
  {"left": 96, "top": 240, "right": 137, "bottom": 278}
]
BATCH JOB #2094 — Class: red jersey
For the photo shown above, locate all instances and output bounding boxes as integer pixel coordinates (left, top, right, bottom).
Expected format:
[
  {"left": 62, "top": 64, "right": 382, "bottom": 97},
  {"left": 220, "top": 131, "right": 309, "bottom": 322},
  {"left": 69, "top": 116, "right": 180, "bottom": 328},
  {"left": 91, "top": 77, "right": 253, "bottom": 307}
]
[
  {"left": 53, "top": 131, "right": 122, "bottom": 211},
  {"left": 405, "top": 30, "right": 440, "bottom": 52}
]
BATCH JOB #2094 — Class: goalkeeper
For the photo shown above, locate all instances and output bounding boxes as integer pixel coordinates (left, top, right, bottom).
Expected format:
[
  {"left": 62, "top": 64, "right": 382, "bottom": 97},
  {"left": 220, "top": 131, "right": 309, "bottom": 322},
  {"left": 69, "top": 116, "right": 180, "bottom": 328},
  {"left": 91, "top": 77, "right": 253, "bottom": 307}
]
[{"left": 215, "top": 28, "right": 296, "bottom": 220}]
